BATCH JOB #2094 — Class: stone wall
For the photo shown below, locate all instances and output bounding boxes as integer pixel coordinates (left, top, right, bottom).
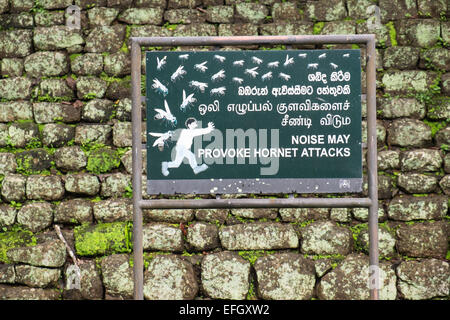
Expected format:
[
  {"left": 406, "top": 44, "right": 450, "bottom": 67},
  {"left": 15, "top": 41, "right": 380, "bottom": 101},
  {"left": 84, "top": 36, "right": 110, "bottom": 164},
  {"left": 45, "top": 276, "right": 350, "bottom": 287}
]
[{"left": 0, "top": 0, "right": 449, "bottom": 300}]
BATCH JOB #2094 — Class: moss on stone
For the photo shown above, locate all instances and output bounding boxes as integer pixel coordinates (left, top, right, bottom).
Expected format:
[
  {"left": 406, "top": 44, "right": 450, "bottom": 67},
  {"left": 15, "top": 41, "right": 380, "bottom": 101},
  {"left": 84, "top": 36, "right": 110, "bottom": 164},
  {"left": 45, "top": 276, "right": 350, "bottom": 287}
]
[
  {"left": 0, "top": 226, "right": 37, "bottom": 263},
  {"left": 74, "top": 222, "right": 132, "bottom": 256}
]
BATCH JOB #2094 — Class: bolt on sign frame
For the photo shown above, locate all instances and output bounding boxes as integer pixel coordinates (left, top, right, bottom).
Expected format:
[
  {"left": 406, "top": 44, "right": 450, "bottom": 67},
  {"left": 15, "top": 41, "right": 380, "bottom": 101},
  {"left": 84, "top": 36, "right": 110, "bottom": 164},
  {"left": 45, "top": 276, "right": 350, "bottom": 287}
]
[{"left": 130, "top": 35, "right": 378, "bottom": 300}]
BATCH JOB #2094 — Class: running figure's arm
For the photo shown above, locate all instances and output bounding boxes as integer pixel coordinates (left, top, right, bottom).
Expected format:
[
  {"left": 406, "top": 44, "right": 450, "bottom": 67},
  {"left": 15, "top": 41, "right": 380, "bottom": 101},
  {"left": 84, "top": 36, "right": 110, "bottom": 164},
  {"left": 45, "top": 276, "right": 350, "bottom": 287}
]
[{"left": 192, "top": 122, "right": 215, "bottom": 137}]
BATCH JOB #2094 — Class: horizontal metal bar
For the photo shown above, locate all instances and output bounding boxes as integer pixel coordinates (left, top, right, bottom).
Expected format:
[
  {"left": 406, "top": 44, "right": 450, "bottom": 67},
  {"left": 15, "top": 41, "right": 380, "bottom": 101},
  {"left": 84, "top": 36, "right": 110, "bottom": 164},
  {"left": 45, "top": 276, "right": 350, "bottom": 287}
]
[
  {"left": 139, "top": 197, "right": 372, "bottom": 209},
  {"left": 132, "top": 35, "right": 375, "bottom": 47}
]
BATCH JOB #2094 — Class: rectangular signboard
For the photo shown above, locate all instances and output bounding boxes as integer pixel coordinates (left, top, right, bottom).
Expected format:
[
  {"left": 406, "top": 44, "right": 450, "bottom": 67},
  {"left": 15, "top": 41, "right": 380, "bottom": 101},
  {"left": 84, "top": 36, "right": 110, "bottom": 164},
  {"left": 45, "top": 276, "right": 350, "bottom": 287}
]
[{"left": 146, "top": 49, "right": 362, "bottom": 195}]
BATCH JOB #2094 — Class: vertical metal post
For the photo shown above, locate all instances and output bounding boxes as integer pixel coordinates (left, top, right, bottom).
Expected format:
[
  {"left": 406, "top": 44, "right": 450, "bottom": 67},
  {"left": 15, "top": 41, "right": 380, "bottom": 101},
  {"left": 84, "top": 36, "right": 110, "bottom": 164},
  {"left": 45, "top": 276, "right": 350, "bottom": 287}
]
[
  {"left": 131, "top": 40, "right": 144, "bottom": 300},
  {"left": 366, "top": 35, "right": 379, "bottom": 300}
]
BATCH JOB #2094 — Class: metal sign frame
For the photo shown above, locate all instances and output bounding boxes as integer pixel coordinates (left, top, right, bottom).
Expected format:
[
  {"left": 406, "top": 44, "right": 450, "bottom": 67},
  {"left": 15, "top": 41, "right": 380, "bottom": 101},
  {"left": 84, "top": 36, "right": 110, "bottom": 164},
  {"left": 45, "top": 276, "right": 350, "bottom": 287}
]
[{"left": 130, "top": 35, "right": 378, "bottom": 300}]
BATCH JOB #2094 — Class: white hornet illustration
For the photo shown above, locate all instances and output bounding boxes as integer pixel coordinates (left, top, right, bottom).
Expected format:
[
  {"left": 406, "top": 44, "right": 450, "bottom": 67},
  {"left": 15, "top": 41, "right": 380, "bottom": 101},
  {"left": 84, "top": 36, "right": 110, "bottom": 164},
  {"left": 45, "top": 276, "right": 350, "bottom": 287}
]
[
  {"left": 149, "top": 131, "right": 173, "bottom": 151},
  {"left": 232, "top": 77, "right": 244, "bottom": 84},
  {"left": 330, "top": 62, "right": 339, "bottom": 69},
  {"left": 319, "top": 53, "right": 327, "bottom": 59},
  {"left": 214, "top": 54, "right": 226, "bottom": 62},
  {"left": 298, "top": 53, "right": 307, "bottom": 58},
  {"left": 170, "top": 65, "right": 186, "bottom": 82},
  {"left": 233, "top": 60, "right": 245, "bottom": 66},
  {"left": 154, "top": 100, "right": 177, "bottom": 126},
  {"left": 151, "top": 78, "right": 168, "bottom": 96},
  {"left": 156, "top": 56, "right": 167, "bottom": 70},
  {"left": 283, "top": 54, "right": 294, "bottom": 66},
  {"left": 245, "top": 66, "right": 259, "bottom": 78},
  {"left": 189, "top": 80, "right": 208, "bottom": 93},
  {"left": 267, "top": 61, "right": 279, "bottom": 68},
  {"left": 278, "top": 72, "right": 291, "bottom": 81},
  {"left": 307, "top": 63, "right": 319, "bottom": 69},
  {"left": 161, "top": 118, "right": 215, "bottom": 176},
  {"left": 251, "top": 56, "right": 263, "bottom": 64},
  {"left": 210, "top": 86, "right": 226, "bottom": 96},
  {"left": 211, "top": 69, "right": 226, "bottom": 82},
  {"left": 180, "top": 89, "right": 196, "bottom": 111},
  {"left": 194, "top": 61, "right": 208, "bottom": 72},
  {"left": 343, "top": 53, "right": 350, "bottom": 58},
  {"left": 261, "top": 71, "right": 272, "bottom": 81},
  {"left": 178, "top": 54, "right": 189, "bottom": 60}
]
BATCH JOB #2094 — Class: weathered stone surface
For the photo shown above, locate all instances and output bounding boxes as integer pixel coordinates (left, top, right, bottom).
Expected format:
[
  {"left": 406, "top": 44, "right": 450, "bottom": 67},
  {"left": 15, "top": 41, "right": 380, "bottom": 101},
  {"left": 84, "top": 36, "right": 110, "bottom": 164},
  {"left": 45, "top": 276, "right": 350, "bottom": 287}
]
[
  {"left": 382, "top": 46, "right": 420, "bottom": 70},
  {"left": 0, "top": 101, "right": 33, "bottom": 122},
  {"left": 64, "top": 174, "right": 100, "bottom": 196},
  {"left": 254, "top": 253, "right": 315, "bottom": 300},
  {"left": 220, "top": 223, "right": 298, "bottom": 250},
  {"left": 445, "top": 153, "right": 450, "bottom": 173},
  {"left": 300, "top": 221, "right": 353, "bottom": 256},
  {"left": 82, "top": 99, "right": 114, "bottom": 123},
  {"left": 435, "top": 127, "right": 450, "bottom": 147},
  {"left": 172, "top": 23, "right": 217, "bottom": 36},
  {"left": 142, "top": 223, "right": 184, "bottom": 252},
  {"left": 361, "top": 120, "right": 386, "bottom": 145},
  {"left": 378, "top": 150, "right": 400, "bottom": 170},
  {"left": 400, "top": 149, "right": 442, "bottom": 172},
  {"left": 7, "top": 240, "right": 66, "bottom": 267},
  {"left": 93, "top": 198, "right": 132, "bottom": 223},
  {"left": 206, "top": 6, "right": 233, "bottom": 23},
  {"left": 16, "top": 149, "right": 52, "bottom": 174},
  {"left": 76, "top": 76, "right": 108, "bottom": 99},
  {"left": 378, "top": 97, "right": 425, "bottom": 119},
  {"left": 347, "top": 0, "right": 377, "bottom": 19},
  {"left": 54, "top": 146, "right": 87, "bottom": 172},
  {"left": 279, "top": 208, "right": 329, "bottom": 222},
  {"left": 167, "top": 0, "right": 201, "bottom": 9},
  {"left": 352, "top": 206, "right": 387, "bottom": 222},
  {"left": 17, "top": 202, "right": 53, "bottom": 232},
  {"left": 382, "top": 71, "right": 437, "bottom": 93},
  {"left": 39, "top": 78, "right": 75, "bottom": 100},
  {"left": 271, "top": 2, "right": 300, "bottom": 22},
  {"left": 74, "top": 124, "right": 112, "bottom": 145},
  {"left": 118, "top": 7, "right": 164, "bottom": 25},
  {"left": 0, "top": 77, "right": 32, "bottom": 100},
  {"left": 112, "top": 122, "right": 132, "bottom": 147},
  {"left": 33, "top": 102, "right": 80, "bottom": 124},
  {"left": 15, "top": 265, "right": 60, "bottom": 288},
  {"left": 387, "top": 119, "right": 432, "bottom": 147},
  {"left": 318, "top": 254, "right": 397, "bottom": 300},
  {"left": 26, "top": 175, "right": 64, "bottom": 201},
  {"left": 86, "top": 147, "right": 120, "bottom": 174},
  {"left": 396, "top": 222, "right": 447, "bottom": 259},
  {"left": 1, "top": 174, "right": 26, "bottom": 202},
  {"left": 420, "top": 48, "right": 450, "bottom": 71},
  {"left": 42, "top": 123, "right": 75, "bottom": 148},
  {"left": 397, "top": 173, "right": 438, "bottom": 193},
  {"left": 321, "top": 21, "right": 356, "bottom": 35},
  {"left": 71, "top": 53, "right": 104, "bottom": 76},
  {"left": 144, "top": 209, "right": 194, "bottom": 223},
  {"left": 330, "top": 208, "right": 351, "bottom": 223},
  {"left": 231, "top": 208, "right": 278, "bottom": 220},
  {"left": 34, "top": 10, "right": 65, "bottom": 26},
  {"left": 100, "top": 173, "right": 131, "bottom": 198},
  {"left": 7, "top": 122, "right": 39, "bottom": 148},
  {"left": 33, "top": 26, "right": 84, "bottom": 50},
  {"left": 165, "top": 8, "right": 205, "bottom": 24},
  {"left": 201, "top": 251, "right": 250, "bottom": 300},
  {"left": 0, "top": 285, "right": 60, "bottom": 300},
  {"left": 0, "top": 0, "right": 8, "bottom": 13},
  {"left": 398, "top": 19, "right": 441, "bottom": 47},
  {"left": 0, "top": 153, "right": 16, "bottom": 174},
  {"left": 195, "top": 209, "right": 228, "bottom": 224},
  {"left": 397, "top": 259, "right": 449, "bottom": 300},
  {"left": 74, "top": 222, "right": 131, "bottom": 256},
  {"left": 101, "top": 253, "right": 133, "bottom": 299},
  {"left": 388, "top": 195, "right": 448, "bottom": 221},
  {"left": 144, "top": 255, "right": 198, "bottom": 300},
  {"left": 65, "top": 260, "right": 104, "bottom": 299},
  {"left": 234, "top": 3, "right": 268, "bottom": 24},
  {"left": 85, "top": 25, "right": 126, "bottom": 53},
  {"left": 440, "top": 175, "right": 450, "bottom": 195},
  {"left": 54, "top": 199, "right": 93, "bottom": 224},
  {"left": 0, "top": 29, "right": 32, "bottom": 58},
  {"left": 0, "top": 205, "right": 16, "bottom": 227},
  {"left": 306, "top": 0, "right": 346, "bottom": 21},
  {"left": 186, "top": 222, "right": 219, "bottom": 251},
  {"left": 427, "top": 96, "right": 450, "bottom": 120},
  {"left": 130, "top": 25, "right": 172, "bottom": 38},
  {"left": 379, "top": 0, "right": 417, "bottom": 22},
  {"left": 218, "top": 23, "right": 258, "bottom": 37},
  {"left": 358, "top": 227, "right": 396, "bottom": 258},
  {"left": 87, "top": 7, "right": 119, "bottom": 26},
  {"left": 121, "top": 149, "right": 146, "bottom": 174},
  {"left": 104, "top": 52, "right": 130, "bottom": 77},
  {"left": 417, "top": 0, "right": 447, "bottom": 18},
  {"left": 0, "top": 264, "right": 15, "bottom": 284},
  {"left": 24, "top": 51, "right": 68, "bottom": 77},
  {"left": 1, "top": 58, "right": 23, "bottom": 77},
  {"left": 259, "top": 22, "right": 313, "bottom": 36}
]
